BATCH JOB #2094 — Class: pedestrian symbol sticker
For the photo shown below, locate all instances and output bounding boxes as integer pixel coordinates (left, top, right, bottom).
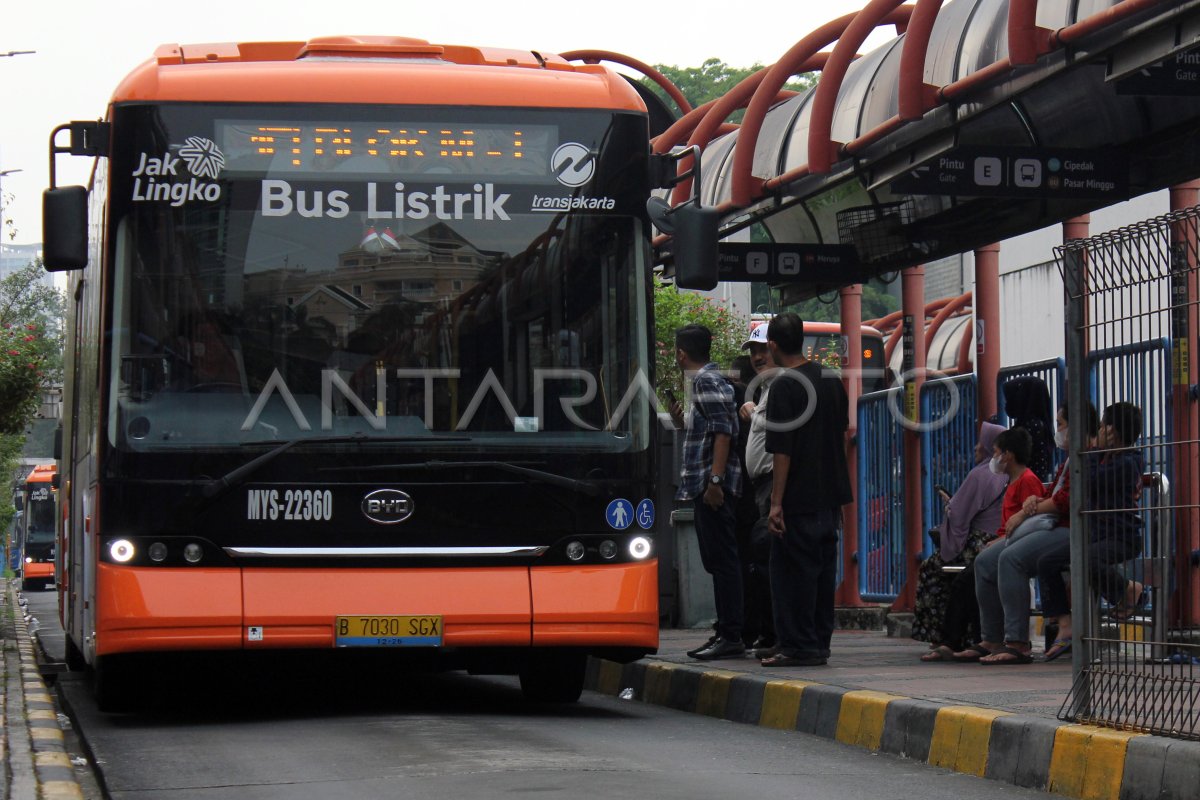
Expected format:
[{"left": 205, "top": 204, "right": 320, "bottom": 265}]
[
  {"left": 606, "top": 499, "right": 634, "bottom": 530},
  {"left": 636, "top": 499, "right": 655, "bottom": 529}
]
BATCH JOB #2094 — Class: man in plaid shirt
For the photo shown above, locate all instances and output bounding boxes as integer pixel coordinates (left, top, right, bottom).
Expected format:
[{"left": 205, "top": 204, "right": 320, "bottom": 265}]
[{"left": 669, "top": 324, "right": 745, "bottom": 660}]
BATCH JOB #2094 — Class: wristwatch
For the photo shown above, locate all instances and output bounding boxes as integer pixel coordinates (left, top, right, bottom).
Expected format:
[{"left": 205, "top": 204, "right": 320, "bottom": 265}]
[{"left": 708, "top": 474, "right": 724, "bottom": 486}]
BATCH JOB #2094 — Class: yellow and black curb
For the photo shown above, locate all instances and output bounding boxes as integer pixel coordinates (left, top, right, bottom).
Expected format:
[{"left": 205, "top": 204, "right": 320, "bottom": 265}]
[
  {"left": 3, "top": 579, "right": 86, "bottom": 800},
  {"left": 585, "top": 657, "right": 1200, "bottom": 800}
]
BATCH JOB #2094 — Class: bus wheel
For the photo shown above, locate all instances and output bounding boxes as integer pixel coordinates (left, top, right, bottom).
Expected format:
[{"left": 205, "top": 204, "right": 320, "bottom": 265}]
[
  {"left": 93, "top": 654, "right": 137, "bottom": 712},
  {"left": 64, "top": 635, "right": 87, "bottom": 672},
  {"left": 518, "top": 651, "right": 586, "bottom": 703}
]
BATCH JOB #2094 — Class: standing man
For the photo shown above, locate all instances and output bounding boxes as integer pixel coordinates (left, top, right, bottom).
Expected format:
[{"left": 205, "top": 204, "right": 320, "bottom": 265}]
[
  {"left": 761, "top": 313, "right": 852, "bottom": 667},
  {"left": 739, "top": 323, "right": 779, "bottom": 654},
  {"left": 670, "top": 324, "right": 745, "bottom": 660}
]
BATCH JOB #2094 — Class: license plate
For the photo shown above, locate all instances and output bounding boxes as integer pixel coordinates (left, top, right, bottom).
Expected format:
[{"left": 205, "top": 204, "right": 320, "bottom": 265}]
[{"left": 335, "top": 615, "right": 443, "bottom": 647}]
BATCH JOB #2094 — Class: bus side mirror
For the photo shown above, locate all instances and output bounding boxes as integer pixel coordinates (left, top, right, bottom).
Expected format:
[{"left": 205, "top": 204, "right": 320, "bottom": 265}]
[
  {"left": 43, "top": 186, "right": 89, "bottom": 271},
  {"left": 53, "top": 424, "right": 63, "bottom": 461},
  {"left": 646, "top": 197, "right": 720, "bottom": 291}
]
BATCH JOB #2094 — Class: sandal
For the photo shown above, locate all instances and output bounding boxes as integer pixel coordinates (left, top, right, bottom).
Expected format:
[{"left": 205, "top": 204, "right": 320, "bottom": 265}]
[
  {"left": 979, "top": 645, "right": 1034, "bottom": 665},
  {"left": 950, "top": 643, "right": 992, "bottom": 662},
  {"left": 1044, "top": 637, "right": 1072, "bottom": 662},
  {"left": 920, "top": 645, "right": 955, "bottom": 663}
]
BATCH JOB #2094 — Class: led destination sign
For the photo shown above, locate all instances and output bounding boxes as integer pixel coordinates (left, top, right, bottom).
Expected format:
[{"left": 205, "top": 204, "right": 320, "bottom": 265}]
[{"left": 218, "top": 121, "right": 556, "bottom": 177}]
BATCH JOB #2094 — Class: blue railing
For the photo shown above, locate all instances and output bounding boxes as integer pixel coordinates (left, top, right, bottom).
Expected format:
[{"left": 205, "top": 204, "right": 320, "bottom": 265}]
[
  {"left": 920, "top": 375, "right": 979, "bottom": 559},
  {"left": 1087, "top": 338, "right": 1173, "bottom": 477},
  {"left": 849, "top": 348, "right": 1175, "bottom": 606},
  {"left": 857, "top": 388, "right": 907, "bottom": 602},
  {"left": 996, "top": 358, "right": 1066, "bottom": 426}
]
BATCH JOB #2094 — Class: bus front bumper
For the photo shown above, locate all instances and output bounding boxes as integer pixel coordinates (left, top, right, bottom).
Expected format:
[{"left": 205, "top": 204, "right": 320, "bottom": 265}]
[{"left": 94, "top": 560, "right": 659, "bottom": 657}]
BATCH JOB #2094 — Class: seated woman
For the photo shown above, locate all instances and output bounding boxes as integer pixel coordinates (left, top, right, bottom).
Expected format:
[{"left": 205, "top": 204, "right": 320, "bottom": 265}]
[
  {"left": 951, "top": 427, "right": 1046, "bottom": 663},
  {"left": 1034, "top": 401, "right": 1146, "bottom": 660},
  {"left": 914, "top": 422, "right": 1009, "bottom": 661},
  {"left": 971, "top": 402, "right": 1098, "bottom": 665}
]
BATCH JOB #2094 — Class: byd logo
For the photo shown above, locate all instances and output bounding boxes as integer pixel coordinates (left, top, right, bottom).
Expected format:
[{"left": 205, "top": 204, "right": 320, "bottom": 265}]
[{"left": 361, "top": 489, "right": 414, "bottom": 525}]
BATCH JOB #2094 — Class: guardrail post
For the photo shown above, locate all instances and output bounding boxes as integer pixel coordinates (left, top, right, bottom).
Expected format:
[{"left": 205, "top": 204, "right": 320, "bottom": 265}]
[
  {"left": 1169, "top": 184, "right": 1200, "bottom": 626},
  {"left": 975, "top": 243, "right": 1001, "bottom": 424},
  {"left": 1063, "top": 215, "right": 1091, "bottom": 356},
  {"left": 1062, "top": 242, "right": 1094, "bottom": 688},
  {"left": 894, "top": 266, "right": 926, "bottom": 612},
  {"left": 839, "top": 284, "right": 865, "bottom": 606}
]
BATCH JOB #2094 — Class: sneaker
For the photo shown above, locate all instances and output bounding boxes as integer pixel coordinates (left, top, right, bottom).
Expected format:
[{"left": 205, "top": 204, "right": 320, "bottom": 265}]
[
  {"left": 691, "top": 637, "right": 746, "bottom": 661},
  {"left": 686, "top": 635, "right": 719, "bottom": 658}
]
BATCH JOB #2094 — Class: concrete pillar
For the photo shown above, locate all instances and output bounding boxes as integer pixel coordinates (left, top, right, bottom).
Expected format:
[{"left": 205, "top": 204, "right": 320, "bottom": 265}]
[
  {"left": 839, "top": 284, "right": 864, "bottom": 607},
  {"left": 975, "top": 243, "right": 1001, "bottom": 424},
  {"left": 895, "top": 267, "right": 926, "bottom": 612},
  {"left": 1169, "top": 184, "right": 1200, "bottom": 626}
]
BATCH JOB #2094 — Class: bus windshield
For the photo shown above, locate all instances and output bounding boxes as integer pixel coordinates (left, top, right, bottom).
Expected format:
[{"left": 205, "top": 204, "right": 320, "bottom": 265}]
[
  {"left": 104, "top": 104, "right": 651, "bottom": 456},
  {"left": 25, "top": 485, "right": 55, "bottom": 545}
]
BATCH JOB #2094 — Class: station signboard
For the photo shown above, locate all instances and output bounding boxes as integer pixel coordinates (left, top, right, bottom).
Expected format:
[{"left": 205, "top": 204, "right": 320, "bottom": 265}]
[
  {"left": 715, "top": 242, "right": 871, "bottom": 283},
  {"left": 888, "top": 146, "right": 1128, "bottom": 199}
]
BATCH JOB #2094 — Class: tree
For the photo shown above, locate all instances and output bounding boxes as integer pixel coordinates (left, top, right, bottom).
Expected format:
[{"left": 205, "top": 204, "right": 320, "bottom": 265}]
[
  {"left": 766, "top": 280, "right": 900, "bottom": 324},
  {"left": 653, "top": 277, "right": 746, "bottom": 400},
  {"left": 0, "top": 262, "right": 65, "bottom": 434},
  {"left": 0, "top": 261, "right": 65, "bottom": 381},
  {"left": 642, "top": 59, "right": 816, "bottom": 122}
]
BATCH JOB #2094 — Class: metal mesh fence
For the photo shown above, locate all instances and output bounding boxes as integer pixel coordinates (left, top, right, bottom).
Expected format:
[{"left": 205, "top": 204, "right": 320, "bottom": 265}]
[{"left": 1055, "top": 206, "right": 1200, "bottom": 741}]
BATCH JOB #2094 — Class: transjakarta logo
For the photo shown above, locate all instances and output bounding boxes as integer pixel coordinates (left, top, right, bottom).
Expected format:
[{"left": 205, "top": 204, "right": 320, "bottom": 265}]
[
  {"left": 551, "top": 142, "right": 595, "bottom": 187},
  {"left": 131, "top": 137, "right": 226, "bottom": 207}
]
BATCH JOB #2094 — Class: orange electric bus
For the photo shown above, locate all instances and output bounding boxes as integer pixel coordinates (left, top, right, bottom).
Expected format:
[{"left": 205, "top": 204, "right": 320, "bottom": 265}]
[
  {"left": 43, "top": 36, "right": 661, "bottom": 709},
  {"left": 19, "top": 464, "right": 58, "bottom": 590},
  {"left": 749, "top": 318, "right": 890, "bottom": 392}
]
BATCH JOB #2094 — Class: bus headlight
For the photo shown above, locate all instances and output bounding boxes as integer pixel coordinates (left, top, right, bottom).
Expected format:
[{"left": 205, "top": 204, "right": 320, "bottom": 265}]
[
  {"left": 565, "top": 541, "right": 586, "bottom": 562},
  {"left": 148, "top": 542, "right": 168, "bottom": 563},
  {"left": 628, "top": 536, "right": 652, "bottom": 560},
  {"left": 598, "top": 540, "right": 618, "bottom": 560},
  {"left": 109, "top": 539, "right": 136, "bottom": 563},
  {"left": 24, "top": 556, "right": 32, "bottom": 564},
  {"left": 183, "top": 543, "right": 204, "bottom": 564}
]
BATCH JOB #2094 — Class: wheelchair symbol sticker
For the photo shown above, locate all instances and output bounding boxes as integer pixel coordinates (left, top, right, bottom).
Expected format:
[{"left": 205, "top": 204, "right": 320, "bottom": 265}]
[
  {"left": 606, "top": 499, "right": 634, "bottom": 530},
  {"left": 636, "top": 499, "right": 655, "bottom": 529}
]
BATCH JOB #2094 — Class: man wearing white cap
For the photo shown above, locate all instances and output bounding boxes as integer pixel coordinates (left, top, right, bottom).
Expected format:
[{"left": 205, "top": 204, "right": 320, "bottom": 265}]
[{"left": 739, "top": 322, "right": 778, "bottom": 656}]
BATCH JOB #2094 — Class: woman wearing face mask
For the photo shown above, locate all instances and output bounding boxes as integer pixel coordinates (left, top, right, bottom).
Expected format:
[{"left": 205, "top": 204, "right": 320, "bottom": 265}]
[
  {"left": 970, "top": 403, "right": 1099, "bottom": 665},
  {"left": 951, "top": 427, "right": 1045, "bottom": 663},
  {"left": 914, "top": 422, "right": 1009, "bottom": 661}
]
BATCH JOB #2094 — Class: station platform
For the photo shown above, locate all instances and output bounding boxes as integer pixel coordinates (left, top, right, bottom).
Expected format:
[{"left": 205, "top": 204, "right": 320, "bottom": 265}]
[{"left": 584, "top": 627, "right": 1200, "bottom": 800}]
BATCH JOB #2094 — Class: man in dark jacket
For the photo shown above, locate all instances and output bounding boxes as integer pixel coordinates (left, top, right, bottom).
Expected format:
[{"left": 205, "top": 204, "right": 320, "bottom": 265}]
[{"left": 761, "top": 313, "right": 852, "bottom": 667}]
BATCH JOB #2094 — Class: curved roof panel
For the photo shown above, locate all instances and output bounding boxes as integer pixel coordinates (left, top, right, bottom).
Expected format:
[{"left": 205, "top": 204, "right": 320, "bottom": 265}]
[{"left": 692, "top": 0, "right": 1200, "bottom": 275}]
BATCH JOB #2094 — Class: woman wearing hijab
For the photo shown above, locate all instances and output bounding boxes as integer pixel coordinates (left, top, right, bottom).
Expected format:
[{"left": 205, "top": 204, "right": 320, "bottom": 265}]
[{"left": 914, "top": 422, "right": 1010, "bottom": 660}]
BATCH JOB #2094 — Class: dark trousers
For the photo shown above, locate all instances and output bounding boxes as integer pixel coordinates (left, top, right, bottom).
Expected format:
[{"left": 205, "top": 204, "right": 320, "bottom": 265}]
[
  {"left": 942, "top": 563, "right": 981, "bottom": 648},
  {"left": 770, "top": 507, "right": 838, "bottom": 658},
  {"left": 1036, "top": 533, "right": 1142, "bottom": 616},
  {"left": 693, "top": 497, "right": 744, "bottom": 643}
]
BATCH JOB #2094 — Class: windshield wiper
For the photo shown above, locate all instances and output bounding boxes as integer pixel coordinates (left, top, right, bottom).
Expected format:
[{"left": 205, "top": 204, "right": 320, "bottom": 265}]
[
  {"left": 202, "top": 434, "right": 469, "bottom": 499},
  {"left": 325, "top": 460, "right": 602, "bottom": 497}
]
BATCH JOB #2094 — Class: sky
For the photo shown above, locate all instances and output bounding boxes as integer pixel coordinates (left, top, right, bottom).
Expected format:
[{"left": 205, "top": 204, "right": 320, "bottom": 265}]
[{"left": 1, "top": 0, "right": 896, "bottom": 246}]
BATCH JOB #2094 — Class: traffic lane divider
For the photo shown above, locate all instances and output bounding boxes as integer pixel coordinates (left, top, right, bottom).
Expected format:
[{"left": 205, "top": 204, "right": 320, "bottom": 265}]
[{"left": 585, "top": 656, "right": 1187, "bottom": 800}]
